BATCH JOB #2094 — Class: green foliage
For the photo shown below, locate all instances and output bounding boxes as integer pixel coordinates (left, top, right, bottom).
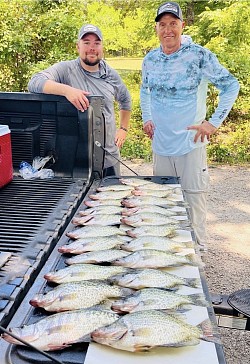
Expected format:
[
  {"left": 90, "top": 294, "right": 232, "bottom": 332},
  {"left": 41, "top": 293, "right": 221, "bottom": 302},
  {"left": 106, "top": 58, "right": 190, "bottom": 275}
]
[
  {"left": 0, "top": 0, "right": 249, "bottom": 165},
  {"left": 207, "top": 119, "right": 250, "bottom": 164}
]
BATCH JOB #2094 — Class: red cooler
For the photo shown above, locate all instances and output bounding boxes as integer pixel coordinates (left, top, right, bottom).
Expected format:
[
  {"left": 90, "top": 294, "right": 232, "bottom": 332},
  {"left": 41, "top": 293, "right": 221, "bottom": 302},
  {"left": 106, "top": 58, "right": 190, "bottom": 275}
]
[{"left": 0, "top": 125, "right": 13, "bottom": 188}]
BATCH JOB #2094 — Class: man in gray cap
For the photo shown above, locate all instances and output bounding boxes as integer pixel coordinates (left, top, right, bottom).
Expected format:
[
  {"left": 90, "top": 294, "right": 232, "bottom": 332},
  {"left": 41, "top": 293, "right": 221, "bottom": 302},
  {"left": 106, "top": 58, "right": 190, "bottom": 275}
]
[
  {"left": 28, "top": 24, "right": 131, "bottom": 177},
  {"left": 140, "top": 2, "right": 240, "bottom": 249}
]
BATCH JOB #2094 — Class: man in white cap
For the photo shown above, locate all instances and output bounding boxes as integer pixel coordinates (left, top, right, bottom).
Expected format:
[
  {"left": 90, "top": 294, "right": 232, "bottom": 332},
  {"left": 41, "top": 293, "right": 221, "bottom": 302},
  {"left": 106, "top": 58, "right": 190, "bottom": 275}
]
[
  {"left": 140, "top": 2, "right": 240, "bottom": 249},
  {"left": 28, "top": 24, "right": 131, "bottom": 177}
]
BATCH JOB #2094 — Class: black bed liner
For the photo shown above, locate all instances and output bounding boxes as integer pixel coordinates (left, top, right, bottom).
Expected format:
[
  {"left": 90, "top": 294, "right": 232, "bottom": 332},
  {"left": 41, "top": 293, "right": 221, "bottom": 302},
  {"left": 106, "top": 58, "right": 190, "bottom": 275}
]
[{"left": 0, "top": 92, "right": 105, "bottom": 328}]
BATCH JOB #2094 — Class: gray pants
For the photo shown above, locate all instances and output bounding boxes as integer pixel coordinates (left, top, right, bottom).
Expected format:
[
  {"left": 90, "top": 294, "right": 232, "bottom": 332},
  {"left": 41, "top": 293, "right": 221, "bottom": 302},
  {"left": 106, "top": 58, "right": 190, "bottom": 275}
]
[{"left": 153, "top": 146, "right": 209, "bottom": 247}]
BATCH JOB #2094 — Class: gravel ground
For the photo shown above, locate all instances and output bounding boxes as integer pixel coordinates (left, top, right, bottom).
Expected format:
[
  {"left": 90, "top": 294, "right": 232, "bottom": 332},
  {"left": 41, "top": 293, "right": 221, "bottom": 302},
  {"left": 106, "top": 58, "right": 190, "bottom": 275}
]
[{"left": 121, "top": 161, "right": 250, "bottom": 364}]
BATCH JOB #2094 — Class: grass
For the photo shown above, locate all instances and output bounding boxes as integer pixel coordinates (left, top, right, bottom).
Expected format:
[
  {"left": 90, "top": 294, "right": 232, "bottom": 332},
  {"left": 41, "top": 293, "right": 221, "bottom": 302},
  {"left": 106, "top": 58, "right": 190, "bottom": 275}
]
[{"left": 105, "top": 57, "right": 143, "bottom": 70}]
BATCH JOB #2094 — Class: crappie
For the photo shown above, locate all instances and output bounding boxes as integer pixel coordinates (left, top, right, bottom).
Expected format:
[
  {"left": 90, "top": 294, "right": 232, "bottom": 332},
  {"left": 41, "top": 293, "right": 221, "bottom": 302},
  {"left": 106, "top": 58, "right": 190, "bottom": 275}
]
[
  {"left": 121, "top": 213, "right": 180, "bottom": 227},
  {"left": 113, "top": 250, "right": 201, "bottom": 269},
  {"left": 134, "top": 184, "right": 181, "bottom": 192},
  {"left": 59, "top": 236, "right": 124, "bottom": 254},
  {"left": 112, "top": 288, "right": 209, "bottom": 313},
  {"left": 132, "top": 189, "right": 175, "bottom": 198},
  {"left": 88, "top": 190, "right": 132, "bottom": 200},
  {"left": 119, "top": 178, "right": 156, "bottom": 187},
  {"left": 92, "top": 310, "right": 218, "bottom": 351},
  {"left": 121, "top": 205, "right": 186, "bottom": 217},
  {"left": 108, "top": 268, "right": 201, "bottom": 290},
  {"left": 66, "top": 225, "right": 126, "bottom": 239},
  {"left": 122, "top": 196, "right": 175, "bottom": 208},
  {"left": 79, "top": 205, "right": 123, "bottom": 216},
  {"left": 97, "top": 184, "right": 133, "bottom": 192},
  {"left": 44, "top": 264, "right": 128, "bottom": 284},
  {"left": 65, "top": 249, "right": 130, "bottom": 265},
  {"left": 29, "top": 280, "right": 133, "bottom": 312},
  {"left": 121, "top": 236, "right": 194, "bottom": 253},
  {"left": 84, "top": 199, "right": 123, "bottom": 207},
  {"left": 72, "top": 214, "right": 121, "bottom": 226},
  {"left": 126, "top": 225, "right": 177, "bottom": 238},
  {"left": 2, "top": 308, "right": 119, "bottom": 351}
]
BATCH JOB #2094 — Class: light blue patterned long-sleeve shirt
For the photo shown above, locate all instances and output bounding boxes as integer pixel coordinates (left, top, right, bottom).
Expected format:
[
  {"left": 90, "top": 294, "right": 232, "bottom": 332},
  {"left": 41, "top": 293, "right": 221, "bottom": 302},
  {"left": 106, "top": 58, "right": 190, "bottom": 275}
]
[{"left": 140, "top": 36, "right": 240, "bottom": 156}]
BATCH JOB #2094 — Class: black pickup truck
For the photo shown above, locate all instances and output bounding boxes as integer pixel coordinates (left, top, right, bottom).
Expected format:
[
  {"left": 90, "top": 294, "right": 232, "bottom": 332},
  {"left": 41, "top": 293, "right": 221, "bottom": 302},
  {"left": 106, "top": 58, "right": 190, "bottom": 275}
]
[{"left": 0, "top": 92, "right": 230, "bottom": 364}]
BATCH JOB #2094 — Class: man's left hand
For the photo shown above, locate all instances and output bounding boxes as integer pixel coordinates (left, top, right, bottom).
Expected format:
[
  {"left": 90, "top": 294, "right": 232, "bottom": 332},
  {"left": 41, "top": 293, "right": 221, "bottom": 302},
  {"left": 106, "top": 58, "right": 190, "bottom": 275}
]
[
  {"left": 187, "top": 120, "right": 217, "bottom": 143},
  {"left": 115, "top": 128, "right": 127, "bottom": 148}
]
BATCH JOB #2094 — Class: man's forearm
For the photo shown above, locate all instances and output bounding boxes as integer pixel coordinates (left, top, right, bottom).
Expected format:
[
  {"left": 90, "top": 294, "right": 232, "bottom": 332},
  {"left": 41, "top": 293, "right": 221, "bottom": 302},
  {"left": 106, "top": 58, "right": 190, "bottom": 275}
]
[
  {"left": 43, "top": 80, "right": 72, "bottom": 97},
  {"left": 119, "top": 109, "right": 131, "bottom": 131}
]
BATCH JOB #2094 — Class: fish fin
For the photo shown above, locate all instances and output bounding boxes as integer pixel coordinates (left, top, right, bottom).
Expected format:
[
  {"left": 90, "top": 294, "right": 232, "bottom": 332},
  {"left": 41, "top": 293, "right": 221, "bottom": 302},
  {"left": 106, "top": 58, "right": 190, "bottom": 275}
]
[
  {"left": 184, "top": 277, "right": 201, "bottom": 288},
  {"left": 48, "top": 342, "right": 72, "bottom": 350},
  {"left": 134, "top": 344, "right": 153, "bottom": 352},
  {"left": 185, "top": 253, "right": 205, "bottom": 268},
  {"left": 188, "top": 293, "right": 209, "bottom": 307},
  {"left": 184, "top": 241, "right": 195, "bottom": 249},
  {"left": 161, "top": 338, "right": 200, "bottom": 347},
  {"left": 198, "top": 319, "right": 222, "bottom": 345}
]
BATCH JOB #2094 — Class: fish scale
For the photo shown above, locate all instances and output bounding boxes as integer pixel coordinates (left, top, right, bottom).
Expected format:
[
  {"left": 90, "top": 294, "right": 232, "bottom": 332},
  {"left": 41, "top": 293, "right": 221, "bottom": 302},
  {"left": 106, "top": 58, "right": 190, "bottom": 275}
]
[
  {"left": 2, "top": 308, "right": 119, "bottom": 351},
  {"left": 112, "top": 288, "right": 209, "bottom": 313},
  {"left": 91, "top": 309, "right": 214, "bottom": 352},
  {"left": 108, "top": 268, "right": 201, "bottom": 290},
  {"left": 29, "top": 280, "right": 133, "bottom": 312},
  {"left": 44, "top": 264, "right": 128, "bottom": 284}
]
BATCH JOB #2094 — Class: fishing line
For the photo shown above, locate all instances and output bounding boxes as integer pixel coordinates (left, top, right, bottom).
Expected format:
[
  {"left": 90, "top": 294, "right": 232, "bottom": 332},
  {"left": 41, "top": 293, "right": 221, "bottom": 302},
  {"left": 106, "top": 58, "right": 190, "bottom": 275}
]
[{"left": 95, "top": 141, "right": 139, "bottom": 176}]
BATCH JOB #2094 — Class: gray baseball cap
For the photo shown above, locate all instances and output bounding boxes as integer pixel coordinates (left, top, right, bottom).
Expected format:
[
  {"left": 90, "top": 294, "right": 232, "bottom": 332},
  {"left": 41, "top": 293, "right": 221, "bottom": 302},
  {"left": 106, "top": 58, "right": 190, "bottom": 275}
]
[
  {"left": 78, "top": 24, "right": 103, "bottom": 41},
  {"left": 155, "top": 2, "right": 183, "bottom": 22}
]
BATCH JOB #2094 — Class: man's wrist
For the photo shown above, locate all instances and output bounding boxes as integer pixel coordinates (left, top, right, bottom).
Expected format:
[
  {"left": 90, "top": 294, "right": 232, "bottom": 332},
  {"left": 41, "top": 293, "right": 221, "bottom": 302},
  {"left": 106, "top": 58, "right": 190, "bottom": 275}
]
[{"left": 120, "top": 126, "right": 128, "bottom": 132}]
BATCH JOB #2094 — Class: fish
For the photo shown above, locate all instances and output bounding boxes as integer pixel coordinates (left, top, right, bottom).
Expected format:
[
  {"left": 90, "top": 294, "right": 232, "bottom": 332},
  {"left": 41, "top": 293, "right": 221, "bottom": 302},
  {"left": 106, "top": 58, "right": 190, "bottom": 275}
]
[
  {"left": 96, "top": 185, "right": 133, "bottom": 192},
  {"left": 112, "top": 250, "right": 202, "bottom": 269},
  {"left": 108, "top": 268, "right": 201, "bottom": 290},
  {"left": 120, "top": 213, "right": 181, "bottom": 227},
  {"left": 132, "top": 189, "right": 176, "bottom": 198},
  {"left": 112, "top": 288, "right": 209, "bottom": 313},
  {"left": 79, "top": 205, "right": 124, "bottom": 216},
  {"left": 29, "top": 280, "right": 133, "bottom": 312},
  {"left": 88, "top": 190, "right": 132, "bottom": 200},
  {"left": 119, "top": 178, "right": 156, "bottom": 187},
  {"left": 134, "top": 184, "right": 181, "bottom": 193},
  {"left": 58, "top": 236, "right": 125, "bottom": 254},
  {"left": 121, "top": 236, "right": 194, "bottom": 253},
  {"left": 65, "top": 249, "right": 130, "bottom": 265},
  {"left": 2, "top": 308, "right": 119, "bottom": 351},
  {"left": 84, "top": 199, "right": 123, "bottom": 207},
  {"left": 72, "top": 214, "right": 121, "bottom": 226},
  {"left": 121, "top": 205, "right": 186, "bottom": 217},
  {"left": 121, "top": 196, "right": 185, "bottom": 208},
  {"left": 44, "top": 264, "right": 128, "bottom": 284},
  {"left": 91, "top": 310, "right": 219, "bottom": 352},
  {"left": 126, "top": 225, "right": 177, "bottom": 238},
  {"left": 66, "top": 225, "right": 126, "bottom": 239}
]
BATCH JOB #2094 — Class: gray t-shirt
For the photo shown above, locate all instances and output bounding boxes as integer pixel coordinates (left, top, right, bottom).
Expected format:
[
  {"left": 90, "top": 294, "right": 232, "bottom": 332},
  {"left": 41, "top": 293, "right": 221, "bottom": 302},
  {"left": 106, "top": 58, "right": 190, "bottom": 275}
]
[{"left": 28, "top": 58, "right": 131, "bottom": 168}]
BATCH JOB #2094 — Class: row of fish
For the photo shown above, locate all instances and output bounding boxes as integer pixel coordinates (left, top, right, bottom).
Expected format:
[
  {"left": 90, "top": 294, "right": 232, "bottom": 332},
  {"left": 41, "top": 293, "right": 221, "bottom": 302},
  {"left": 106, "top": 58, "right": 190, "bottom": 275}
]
[{"left": 2, "top": 177, "right": 217, "bottom": 353}]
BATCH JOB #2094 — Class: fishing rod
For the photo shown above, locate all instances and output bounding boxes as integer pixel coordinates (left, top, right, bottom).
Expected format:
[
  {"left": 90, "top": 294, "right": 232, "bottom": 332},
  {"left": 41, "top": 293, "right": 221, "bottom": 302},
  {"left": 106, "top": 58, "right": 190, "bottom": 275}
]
[{"left": 0, "top": 325, "right": 64, "bottom": 364}]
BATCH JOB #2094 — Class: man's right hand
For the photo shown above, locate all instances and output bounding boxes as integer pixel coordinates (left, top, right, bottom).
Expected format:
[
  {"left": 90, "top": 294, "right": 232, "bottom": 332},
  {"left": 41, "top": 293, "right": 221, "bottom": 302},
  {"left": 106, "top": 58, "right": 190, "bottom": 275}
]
[
  {"left": 43, "top": 80, "right": 90, "bottom": 112},
  {"left": 64, "top": 87, "right": 90, "bottom": 112},
  {"left": 143, "top": 120, "right": 155, "bottom": 139}
]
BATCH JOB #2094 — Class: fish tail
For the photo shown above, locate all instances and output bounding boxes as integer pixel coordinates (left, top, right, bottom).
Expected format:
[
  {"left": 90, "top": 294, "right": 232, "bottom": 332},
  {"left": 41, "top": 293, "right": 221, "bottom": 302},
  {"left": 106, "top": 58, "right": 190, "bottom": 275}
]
[
  {"left": 188, "top": 293, "right": 209, "bottom": 307},
  {"left": 198, "top": 319, "right": 222, "bottom": 345},
  {"left": 186, "top": 253, "right": 205, "bottom": 268},
  {"left": 184, "top": 241, "right": 195, "bottom": 249},
  {"left": 185, "top": 277, "right": 201, "bottom": 288}
]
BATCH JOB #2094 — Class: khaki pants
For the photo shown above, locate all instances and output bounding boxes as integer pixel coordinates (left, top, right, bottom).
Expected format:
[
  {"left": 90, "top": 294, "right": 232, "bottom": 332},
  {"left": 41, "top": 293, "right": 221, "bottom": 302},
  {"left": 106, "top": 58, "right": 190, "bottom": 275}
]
[{"left": 153, "top": 147, "right": 210, "bottom": 247}]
